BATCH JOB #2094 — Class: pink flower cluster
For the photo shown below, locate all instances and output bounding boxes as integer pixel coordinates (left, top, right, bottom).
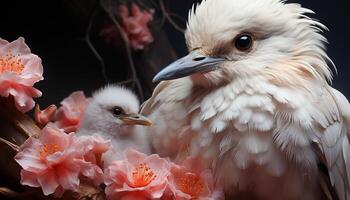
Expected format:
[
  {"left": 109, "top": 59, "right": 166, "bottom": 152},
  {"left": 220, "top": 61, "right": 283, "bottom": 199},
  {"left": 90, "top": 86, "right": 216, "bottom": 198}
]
[
  {"left": 0, "top": 37, "right": 43, "bottom": 113},
  {"left": 100, "top": 3, "right": 154, "bottom": 50},
  {"left": 8, "top": 35, "right": 221, "bottom": 199},
  {"left": 15, "top": 131, "right": 222, "bottom": 199},
  {"left": 14, "top": 123, "right": 110, "bottom": 196},
  {"left": 104, "top": 151, "right": 223, "bottom": 200},
  {"left": 35, "top": 91, "right": 89, "bottom": 132}
]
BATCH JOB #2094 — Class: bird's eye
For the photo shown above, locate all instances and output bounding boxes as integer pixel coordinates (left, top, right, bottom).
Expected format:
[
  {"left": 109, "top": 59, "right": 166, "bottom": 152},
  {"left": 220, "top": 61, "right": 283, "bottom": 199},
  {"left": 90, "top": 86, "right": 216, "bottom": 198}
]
[
  {"left": 234, "top": 34, "right": 253, "bottom": 51},
  {"left": 112, "top": 107, "right": 124, "bottom": 116}
]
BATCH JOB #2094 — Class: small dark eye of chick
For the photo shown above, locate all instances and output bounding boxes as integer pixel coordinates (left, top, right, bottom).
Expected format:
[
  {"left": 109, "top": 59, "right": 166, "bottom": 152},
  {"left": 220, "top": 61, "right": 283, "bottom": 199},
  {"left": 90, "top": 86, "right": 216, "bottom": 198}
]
[
  {"left": 112, "top": 106, "right": 124, "bottom": 116},
  {"left": 234, "top": 34, "right": 253, "bottom": 51}
]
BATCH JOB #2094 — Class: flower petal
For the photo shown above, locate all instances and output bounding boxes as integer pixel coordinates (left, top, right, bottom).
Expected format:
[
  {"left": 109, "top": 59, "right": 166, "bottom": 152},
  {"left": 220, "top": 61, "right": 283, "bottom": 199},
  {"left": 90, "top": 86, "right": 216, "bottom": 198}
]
[
  {"left": 15, "top": 138, "right": 47, "bottom": 173},
  {"left": 1, "top": 37, "right": 31, "bottom": 55},
  {"left": 78, "top": 159, "right": 104, "bottom": 185},
  {"left": 40, "top": 124, "right": 73, "bottom": 149},
  {"left": 37, "top": 170, "right": 59, "bottom": 195},
  {"left": 56, "top": 164, "right": 80, "bottom": 191},
  {"left": 147, "top": 182, "right": 167, "bottom": 199},
  {"left": 119, "top": 191, "right": 151, "bottom": 200},
  {"left": 15, "top": 149, "right": 47, "bottom": 172},
  {"left": 52, "top": 91, "right": 89, "bottom": 132},
  {"left": 104, "top": 161, "right": 128, "bottom": 186},
  {"left": 12, "top": 87, "right": 38, "bottom": 113},
  {"left": 124, "top": 149, "right": 147, "bottom": 165},
  {"left": 0, "top": 38, "right": 9, "bottom": 46},
  {"left": 35, "top": 104, "right": 57, "bottom": 125},
  {"left": 20, "top": 170, "right": 40, "bottom": 187}
]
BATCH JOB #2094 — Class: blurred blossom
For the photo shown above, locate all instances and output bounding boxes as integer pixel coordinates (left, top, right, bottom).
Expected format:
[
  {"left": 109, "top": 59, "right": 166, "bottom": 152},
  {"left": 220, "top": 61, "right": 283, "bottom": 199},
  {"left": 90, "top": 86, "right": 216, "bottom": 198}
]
[{"left": 100, "top": 3, "right": 154, "bottom": 50}]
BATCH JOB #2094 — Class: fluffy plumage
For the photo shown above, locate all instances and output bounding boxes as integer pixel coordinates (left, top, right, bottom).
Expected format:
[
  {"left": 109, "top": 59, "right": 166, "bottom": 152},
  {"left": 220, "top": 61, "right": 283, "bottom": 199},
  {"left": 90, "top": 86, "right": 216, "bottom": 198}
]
[
  {"left": 78, "top": 85, "right": 151, "bottom": 163},
  {"left": 142, "top": 0, "right": 350, "bottom": 199}
]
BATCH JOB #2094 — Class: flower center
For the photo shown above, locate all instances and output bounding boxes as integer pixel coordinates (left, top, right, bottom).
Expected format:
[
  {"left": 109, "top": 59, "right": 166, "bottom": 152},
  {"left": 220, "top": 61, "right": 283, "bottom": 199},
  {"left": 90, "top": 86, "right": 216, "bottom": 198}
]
[
  {"left": 0, "top": 53, "right": 24, "bottom": 74},
  {"left": 130, "top": 163, "right": 157, "bottom": 187},
  {"left": 39, "top": 143, "right": 61, "bottom": 159},
  {"left": 178, "top": 173, "right": 204, "bottom": 199}
]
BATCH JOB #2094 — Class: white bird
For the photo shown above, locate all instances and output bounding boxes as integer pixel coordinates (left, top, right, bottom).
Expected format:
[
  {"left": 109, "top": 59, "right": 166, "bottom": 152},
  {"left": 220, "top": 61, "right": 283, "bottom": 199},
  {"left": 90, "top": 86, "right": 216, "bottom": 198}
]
[
  {"left": 141, "top": 0, "right": 350, "bottom": 199},
  {"left": 78, "top": 85, "right": 152, "bottom": 162}
]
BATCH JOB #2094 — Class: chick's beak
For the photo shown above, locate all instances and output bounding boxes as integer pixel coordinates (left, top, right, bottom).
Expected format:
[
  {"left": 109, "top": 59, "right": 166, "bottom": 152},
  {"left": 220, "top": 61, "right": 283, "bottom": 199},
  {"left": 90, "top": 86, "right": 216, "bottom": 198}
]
[
  {"left": 120, "top": 113, "right": 153, "bottom": 126},
  {"left": 153, "top": 51, "right": 225, "bottom": 82}
]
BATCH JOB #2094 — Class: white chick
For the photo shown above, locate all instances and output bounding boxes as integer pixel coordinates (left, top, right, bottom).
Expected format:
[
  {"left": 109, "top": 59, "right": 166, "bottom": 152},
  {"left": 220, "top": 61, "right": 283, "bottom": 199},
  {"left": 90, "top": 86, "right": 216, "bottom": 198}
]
[{"left": 78, "top": 85, "right": 152, "bottom": 163}]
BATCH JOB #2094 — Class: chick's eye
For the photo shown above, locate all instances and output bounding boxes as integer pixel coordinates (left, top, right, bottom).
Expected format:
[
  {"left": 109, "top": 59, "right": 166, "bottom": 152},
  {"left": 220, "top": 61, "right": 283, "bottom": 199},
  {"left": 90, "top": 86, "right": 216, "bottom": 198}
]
[
  {"left": 112, "top": 107, "right": 124, "bottom": 116},
  {"left": 234, "top": 34, "right": 253, "bottom": 51}
]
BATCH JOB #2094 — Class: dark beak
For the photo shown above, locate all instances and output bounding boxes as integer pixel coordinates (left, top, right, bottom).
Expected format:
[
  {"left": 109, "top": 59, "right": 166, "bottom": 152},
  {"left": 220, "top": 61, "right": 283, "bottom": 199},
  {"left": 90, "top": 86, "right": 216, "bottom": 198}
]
[
  {"left": 120, "top": 114, "right": 153, "bottom": 126},
  {"left": 153, "top": 51, "right": 225, "bottom": 82}
]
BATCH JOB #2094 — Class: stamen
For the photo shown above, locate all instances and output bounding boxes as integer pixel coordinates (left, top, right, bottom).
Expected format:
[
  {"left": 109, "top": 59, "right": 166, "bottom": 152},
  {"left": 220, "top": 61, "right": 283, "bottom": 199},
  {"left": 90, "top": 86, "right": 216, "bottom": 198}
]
[
  {"left": 178, "top": 173, "right": 204, "bottom": 199},
  {"left": 39, "top": 144, "right": 61, "bottom": 159},
  {"left": 0, "top": 53, "right": 24, "bottom": 74},
  {"left": 130, "top": 163, "right": 157, "bottom": 187}
]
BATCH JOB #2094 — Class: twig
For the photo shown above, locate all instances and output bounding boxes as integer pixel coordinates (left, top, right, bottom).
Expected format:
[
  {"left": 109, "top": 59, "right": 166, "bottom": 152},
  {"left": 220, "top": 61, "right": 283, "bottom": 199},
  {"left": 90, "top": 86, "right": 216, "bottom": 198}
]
[
  {"left": 0, "top": 97, "right": 41, "bottom": 139},
  {"left": 135, "top": 0, "right": 151, "bottom": 10},
  {"left": 159, "top": 0, "right": 185, "bottom": 33},
  {"left": 100, "top": 0, "right": 145, "bottom": 101},
  {"left": 0, "top": 187, "right": 45, "bottom": 199},
  {"left": 0, "top": 187, "right": 19, "bottom": 199},
  {"left": 0, "top": 137, "right": 19, "bottom": 152},
  {"left": 85, "top": 5, "right": 109, "bottom": 83},
  {"left": 145, "top": 0, "right": 160, "bottom": 10},
  {"left": 115, "top": 79, "right": 134, "bottom": 85},
  {"left": 169, "top": 12, "right": 186, "bottom": 24}
]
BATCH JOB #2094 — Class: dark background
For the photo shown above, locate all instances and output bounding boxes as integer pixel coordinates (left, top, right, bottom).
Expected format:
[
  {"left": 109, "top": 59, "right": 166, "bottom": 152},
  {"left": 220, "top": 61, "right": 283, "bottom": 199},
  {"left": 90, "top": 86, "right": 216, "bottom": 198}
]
[{"left": 0, "top": 0, "right": 348, "bottom": 107}]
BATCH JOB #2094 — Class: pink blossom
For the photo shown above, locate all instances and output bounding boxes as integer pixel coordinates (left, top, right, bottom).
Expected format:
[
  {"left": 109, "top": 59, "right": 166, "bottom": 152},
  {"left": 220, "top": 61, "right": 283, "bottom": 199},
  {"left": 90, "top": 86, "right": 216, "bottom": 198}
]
[
  {"left": 34, "top": 104, "right": 57, "bottom": 126},
  {"left": 119, "top": 3, "right": 154, "bottom": 50},
  {"left": 53, "top": 91, "right": 89, "bottom": 132},
  {"left": 100, "top": 3, "right": 154, "bottom": 50},
  {"left": 0, "top": 37, "right": 43, "bottom": 113},
  {"left": 75, "top": 135, "right": 111, "bottom": 185},
  {"left": 164, "top": 158, "right": 223, "bottom": 200},
  {"left": 104, "top": 149, "right": 170, "bottom": 199},
  {"left": 14, "top": 123, "right": 81, "bottom": 195}
]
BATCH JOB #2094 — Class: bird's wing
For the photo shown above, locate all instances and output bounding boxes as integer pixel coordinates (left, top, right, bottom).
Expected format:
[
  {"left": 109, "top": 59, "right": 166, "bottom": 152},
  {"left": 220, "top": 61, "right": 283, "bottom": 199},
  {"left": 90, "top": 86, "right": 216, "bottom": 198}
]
[
  {"left": 141, "top": 78, "right": 194, "bottom": 115},
  {"left": 316, "top": 86, "right": 350, "bottom": 200},
  {"left": 140, "top": 81, "right": 171, "bottom": 115},
  {"left": 140, "top": 78, "right": 195, "bottom": 157}
]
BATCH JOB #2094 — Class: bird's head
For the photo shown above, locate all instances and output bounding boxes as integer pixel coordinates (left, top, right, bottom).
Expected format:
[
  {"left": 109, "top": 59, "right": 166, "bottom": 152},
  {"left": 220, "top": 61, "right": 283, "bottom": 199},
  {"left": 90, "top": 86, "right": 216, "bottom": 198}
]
[
  {"left": 154, "top": 0, "right": 333, "bottom": 87},
  {"left": 80, "top": 85, "right": 152, "bottom": 135}
]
